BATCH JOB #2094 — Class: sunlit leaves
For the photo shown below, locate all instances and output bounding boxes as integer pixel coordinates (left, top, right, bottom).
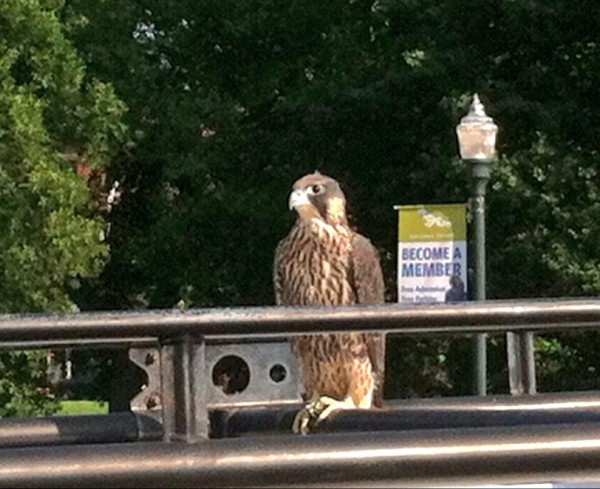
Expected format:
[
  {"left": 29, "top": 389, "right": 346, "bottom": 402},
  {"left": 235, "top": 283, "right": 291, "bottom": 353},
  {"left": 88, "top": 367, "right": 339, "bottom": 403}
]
[{"left": 0, "top": 0, "right": 126, "bottom": 415}]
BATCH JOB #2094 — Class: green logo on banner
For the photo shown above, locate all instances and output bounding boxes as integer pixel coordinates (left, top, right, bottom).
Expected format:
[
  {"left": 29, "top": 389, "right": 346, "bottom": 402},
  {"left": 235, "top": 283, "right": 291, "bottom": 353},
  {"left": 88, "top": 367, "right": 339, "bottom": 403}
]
[{"left": 395, "top": 204, "right": 467, "bottom": 242}]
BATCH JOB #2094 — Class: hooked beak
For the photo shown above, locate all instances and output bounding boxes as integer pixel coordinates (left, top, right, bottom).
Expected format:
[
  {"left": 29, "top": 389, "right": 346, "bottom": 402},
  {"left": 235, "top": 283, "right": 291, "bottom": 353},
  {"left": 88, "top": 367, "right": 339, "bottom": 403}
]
[{"left": 288, "top": 189, "right": 311, "bottom": 210}]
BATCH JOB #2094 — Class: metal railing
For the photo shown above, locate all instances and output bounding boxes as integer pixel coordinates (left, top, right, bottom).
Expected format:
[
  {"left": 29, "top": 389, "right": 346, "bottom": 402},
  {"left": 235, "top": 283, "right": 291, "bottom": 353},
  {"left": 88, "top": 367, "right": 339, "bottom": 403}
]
[
  {"left": 0, "top": 298, "right": 600, "bottom": 487},
  {"left": 3, "top": 420, "right": 600, "bottom": 487},
  {"left": 0, "top": 297, "right": 595, "bottom": 399},
  {"left": 1, "top": 297, "right": 600, "bottom": 341}
]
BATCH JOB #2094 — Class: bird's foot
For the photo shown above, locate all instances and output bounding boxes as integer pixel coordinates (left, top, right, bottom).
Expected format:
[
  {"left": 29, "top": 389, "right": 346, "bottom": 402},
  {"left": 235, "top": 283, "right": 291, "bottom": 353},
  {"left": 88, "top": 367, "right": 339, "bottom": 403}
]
[{"left": 292, "top": 396, "right": 355, "bottom": 435}]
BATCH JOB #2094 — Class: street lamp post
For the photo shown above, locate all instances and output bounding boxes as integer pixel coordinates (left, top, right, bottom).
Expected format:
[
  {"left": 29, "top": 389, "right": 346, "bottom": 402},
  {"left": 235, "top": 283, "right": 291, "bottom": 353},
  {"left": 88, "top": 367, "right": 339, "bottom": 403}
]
[{"left": 456, "top": 94, "right": 498, "bottom": 396}]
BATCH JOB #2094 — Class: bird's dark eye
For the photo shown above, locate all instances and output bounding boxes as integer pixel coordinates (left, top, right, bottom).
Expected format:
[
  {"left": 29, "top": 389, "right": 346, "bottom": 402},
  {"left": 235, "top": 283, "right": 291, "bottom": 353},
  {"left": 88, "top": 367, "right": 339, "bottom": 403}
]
[{"left": 308, "top": 184, "right": 323, "bottom": 195}]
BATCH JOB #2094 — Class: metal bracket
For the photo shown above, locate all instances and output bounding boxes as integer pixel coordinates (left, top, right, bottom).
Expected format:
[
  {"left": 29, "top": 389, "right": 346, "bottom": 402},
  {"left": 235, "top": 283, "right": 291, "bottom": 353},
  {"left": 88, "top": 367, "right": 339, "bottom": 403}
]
[
  {"left": 205, "top": 340, "right": 301, "bottom": 409},
  {"left": 130, "top": 337, "right": 302, "bottom": 441},
  {"left": 129, "top": 347, "right": 163, "bottom": 423}
]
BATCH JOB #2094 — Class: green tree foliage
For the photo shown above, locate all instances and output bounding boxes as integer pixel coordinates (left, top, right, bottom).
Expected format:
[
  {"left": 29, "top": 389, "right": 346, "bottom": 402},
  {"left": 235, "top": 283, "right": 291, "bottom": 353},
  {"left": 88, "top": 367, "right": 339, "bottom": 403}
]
[
  {"left": 0, "top": 0, "right": 127, "bottom": 415},
  {"left": 67, "top": 0, "right": 600, "bottom": 396}
]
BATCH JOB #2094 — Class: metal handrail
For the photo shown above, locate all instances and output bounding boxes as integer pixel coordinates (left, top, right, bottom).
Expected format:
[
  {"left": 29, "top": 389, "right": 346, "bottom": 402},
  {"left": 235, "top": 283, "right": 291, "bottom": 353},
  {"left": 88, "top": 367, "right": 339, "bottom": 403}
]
[
  {"left": 3, "top": 421, "right": 600, "bottom": 487},
  {"left": 0, "top": 298, "right": 599, "bottom": 345}
]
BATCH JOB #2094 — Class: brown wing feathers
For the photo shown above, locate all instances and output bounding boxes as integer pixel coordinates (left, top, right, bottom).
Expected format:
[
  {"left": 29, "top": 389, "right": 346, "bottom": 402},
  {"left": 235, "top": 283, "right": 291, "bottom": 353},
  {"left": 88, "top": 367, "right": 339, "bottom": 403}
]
[{"left": 350, "top": 233, "right": 386, "bottom": 408}]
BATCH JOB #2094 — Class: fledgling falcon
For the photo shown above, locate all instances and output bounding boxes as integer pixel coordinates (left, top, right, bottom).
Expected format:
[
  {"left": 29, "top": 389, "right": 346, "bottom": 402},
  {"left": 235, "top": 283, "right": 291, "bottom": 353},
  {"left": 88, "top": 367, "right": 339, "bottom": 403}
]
[{"left": 273, "top": 171, "right": 386, "bottom": 434}]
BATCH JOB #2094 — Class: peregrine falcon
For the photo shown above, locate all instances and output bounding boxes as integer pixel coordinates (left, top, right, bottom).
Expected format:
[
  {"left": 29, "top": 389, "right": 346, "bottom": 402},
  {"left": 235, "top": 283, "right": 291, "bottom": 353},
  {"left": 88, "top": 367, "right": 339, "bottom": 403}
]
[{"left": 273, "top": 172, "right": 385, "bottom": 434}]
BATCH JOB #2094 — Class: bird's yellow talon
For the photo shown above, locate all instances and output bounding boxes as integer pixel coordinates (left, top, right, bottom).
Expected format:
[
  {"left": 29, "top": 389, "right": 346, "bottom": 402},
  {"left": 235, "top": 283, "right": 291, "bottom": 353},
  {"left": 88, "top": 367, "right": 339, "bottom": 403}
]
[
  {"left": 292, "top": 396, "right": 355, "bottom": 434},
  {"left": 292, "top": 406, "right": 316, "bottom": 435}
]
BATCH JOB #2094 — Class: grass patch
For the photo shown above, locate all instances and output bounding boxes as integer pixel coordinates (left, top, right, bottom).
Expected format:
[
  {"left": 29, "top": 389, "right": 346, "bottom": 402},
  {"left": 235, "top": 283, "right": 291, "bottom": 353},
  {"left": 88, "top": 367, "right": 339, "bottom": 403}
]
[{"left": 57, "top": 400, "right": 109, "bottom": 415}]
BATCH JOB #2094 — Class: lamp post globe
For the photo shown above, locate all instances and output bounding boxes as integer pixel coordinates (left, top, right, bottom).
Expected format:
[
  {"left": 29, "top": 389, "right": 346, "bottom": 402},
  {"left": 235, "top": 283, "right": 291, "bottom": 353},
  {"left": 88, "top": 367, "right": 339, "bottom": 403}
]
[{"left": 456, "top": 93, "right": 498, "bottom": 162}]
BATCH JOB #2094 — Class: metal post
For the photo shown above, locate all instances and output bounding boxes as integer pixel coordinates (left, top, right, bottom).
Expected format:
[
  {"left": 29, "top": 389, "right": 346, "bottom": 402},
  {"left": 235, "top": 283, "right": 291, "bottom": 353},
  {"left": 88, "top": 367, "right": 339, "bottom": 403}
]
[
  {"left": 174, "top": 334, "right": 196, "bottom": 440},
  {"left": 507, "top": 330, "right": 537, "bottom": 395},
  {"left": 161, "top": 334, "right": 210, "bottom": 443},
  {"left": 193, "top": 334, "right": 210, "bottom": 439},
  {"left": 470, "top": 159, "right": 490, "bottom": 396},
  {"left": 521, "top": 331, "right": 537, "bottom": 393}
]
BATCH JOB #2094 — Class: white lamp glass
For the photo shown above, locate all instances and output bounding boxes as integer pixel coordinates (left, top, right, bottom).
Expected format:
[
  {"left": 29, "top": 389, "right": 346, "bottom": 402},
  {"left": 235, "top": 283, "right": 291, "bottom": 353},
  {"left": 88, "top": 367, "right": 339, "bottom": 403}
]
[{"left": 456, "top": 94, "right": 498, "bottom": 161}]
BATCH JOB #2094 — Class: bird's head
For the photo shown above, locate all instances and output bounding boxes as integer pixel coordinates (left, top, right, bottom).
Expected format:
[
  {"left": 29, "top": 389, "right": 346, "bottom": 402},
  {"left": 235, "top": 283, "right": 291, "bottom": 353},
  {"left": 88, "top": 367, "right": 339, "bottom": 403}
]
[{"left": 288, "top": 171, "right": 347, "bottom": 225}]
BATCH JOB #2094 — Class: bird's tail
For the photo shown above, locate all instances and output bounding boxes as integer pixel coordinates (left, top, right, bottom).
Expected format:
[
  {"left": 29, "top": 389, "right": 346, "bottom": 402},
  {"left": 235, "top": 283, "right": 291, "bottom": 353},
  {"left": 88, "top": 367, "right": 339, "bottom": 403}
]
[{"left": 372, "top": 380, "right": 384, "bottom": 408}]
